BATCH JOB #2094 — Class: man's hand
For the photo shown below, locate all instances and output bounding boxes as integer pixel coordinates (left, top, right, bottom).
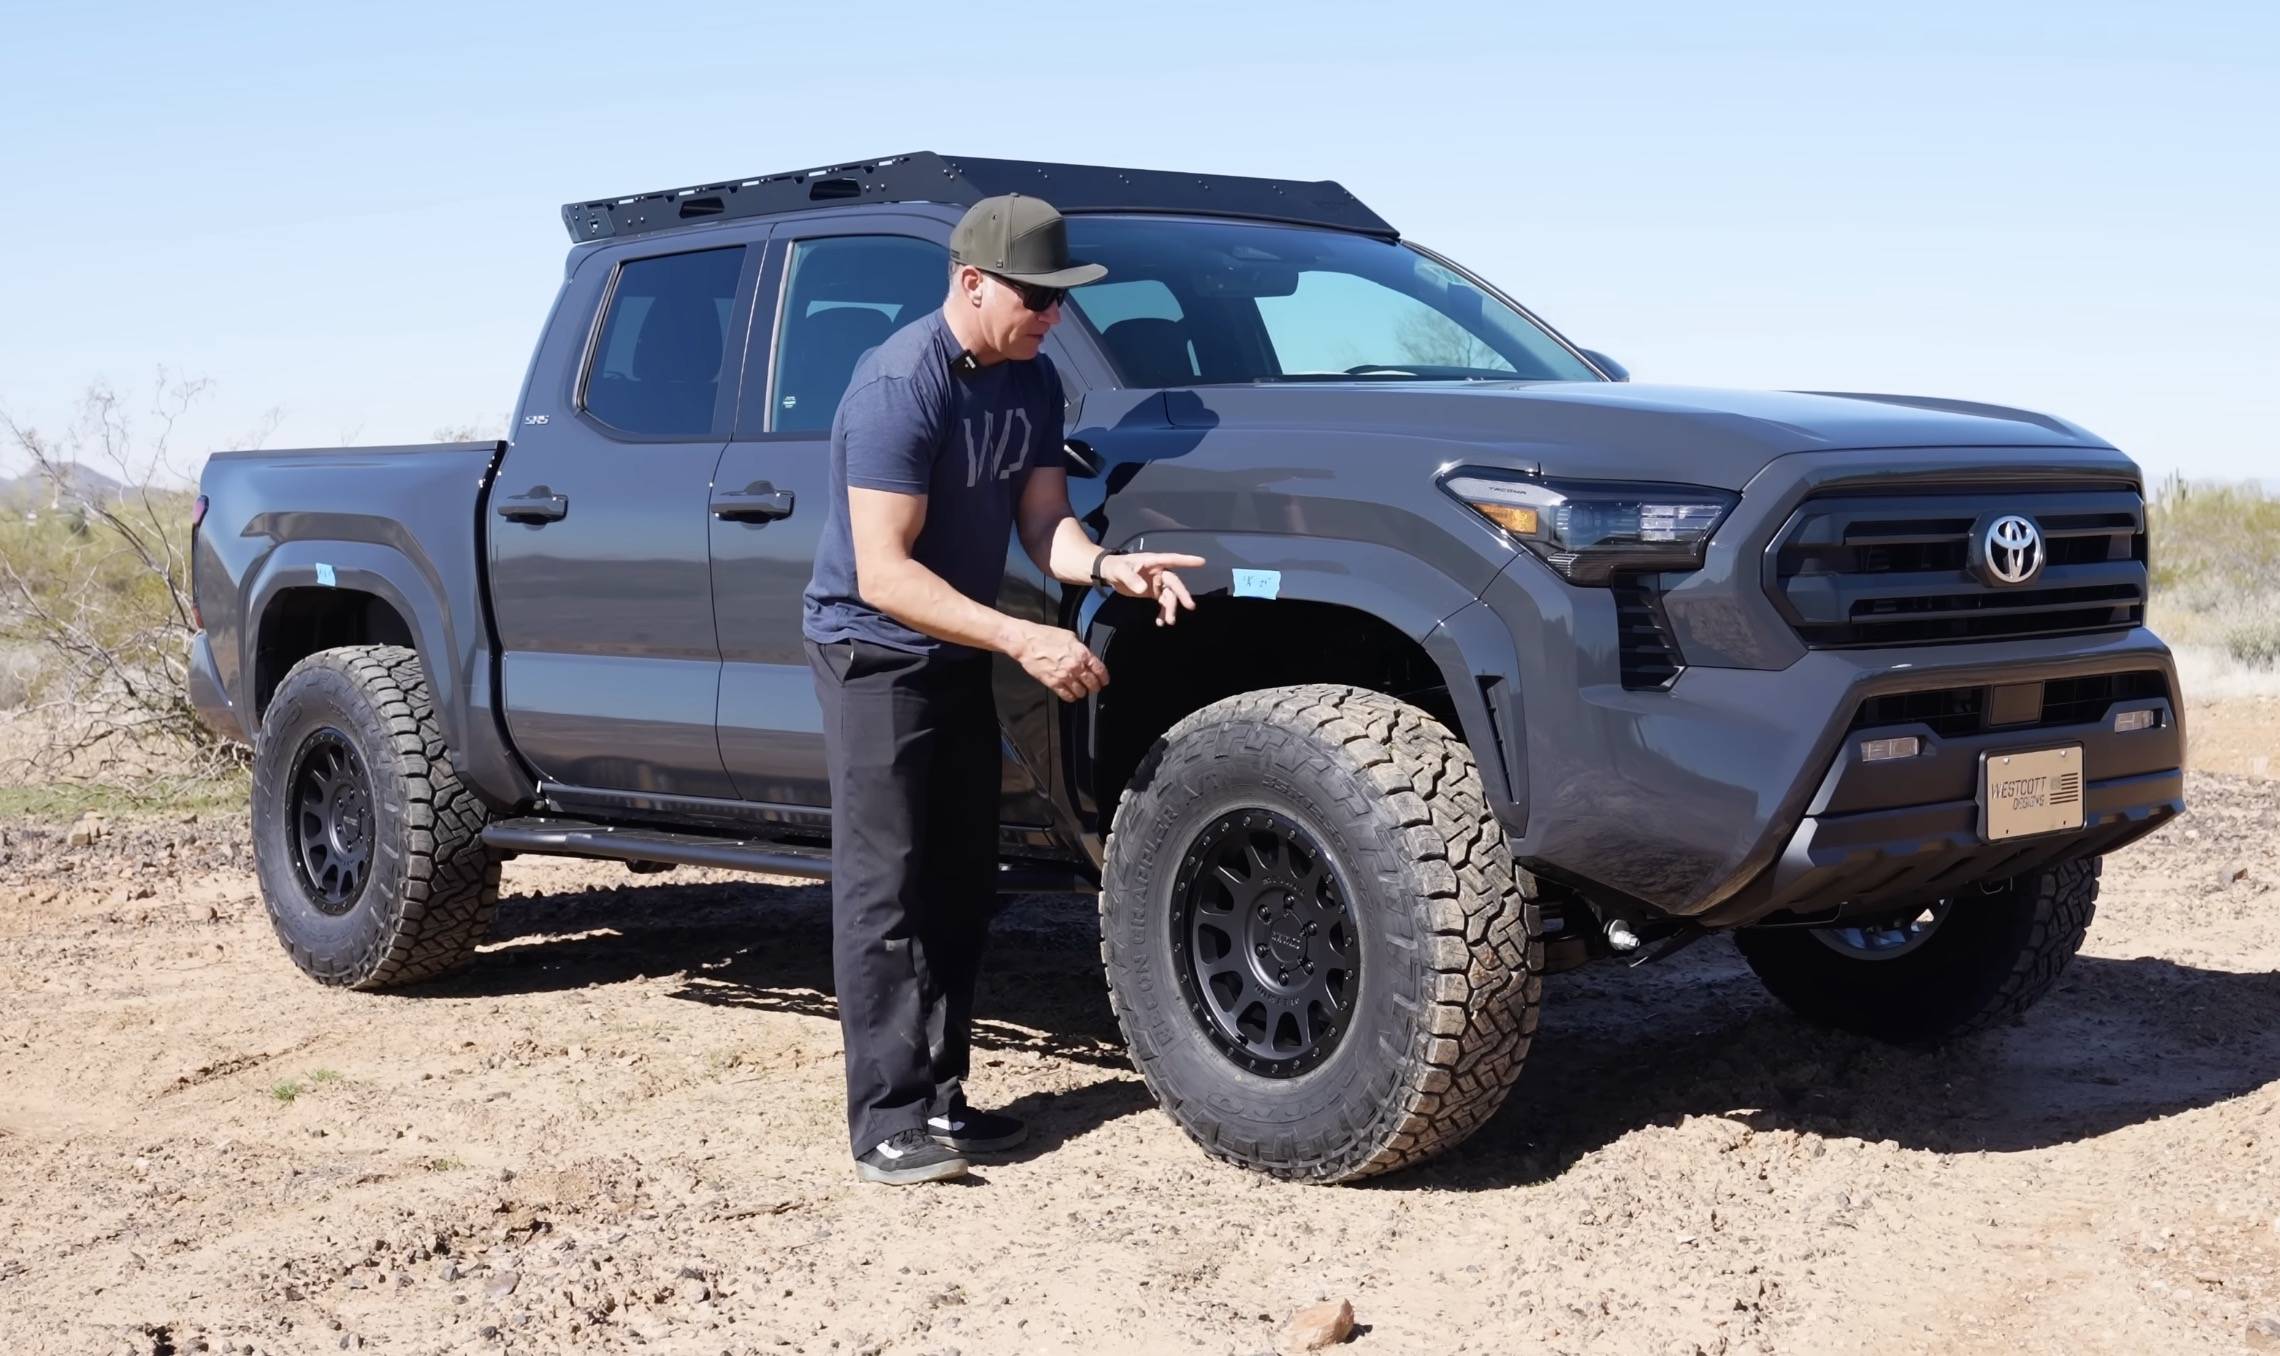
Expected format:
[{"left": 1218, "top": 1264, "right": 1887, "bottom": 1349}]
[
  {"left": 1012, "top": 623, "right": 1109, "bottom": 702},
  {"left": 1100, "top": 552, "right": 1206, "bottom": 627}
]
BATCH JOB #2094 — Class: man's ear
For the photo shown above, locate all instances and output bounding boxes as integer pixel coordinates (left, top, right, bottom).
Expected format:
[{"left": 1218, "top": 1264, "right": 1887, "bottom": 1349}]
[{"left": 956, "top": 264, "right": 985, "bottom": 307}]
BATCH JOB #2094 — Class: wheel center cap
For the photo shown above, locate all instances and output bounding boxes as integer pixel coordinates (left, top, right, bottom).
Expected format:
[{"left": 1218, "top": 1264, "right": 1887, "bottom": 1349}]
[{"left": 336, "top": 792, "right": 367, "bottom": 849}]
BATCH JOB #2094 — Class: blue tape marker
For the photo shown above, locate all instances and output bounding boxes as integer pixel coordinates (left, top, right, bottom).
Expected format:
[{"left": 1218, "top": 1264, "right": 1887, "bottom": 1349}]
[
  {"left": 1232, "top": 568, "right": 1280, "bottom": 600},
  {"left": 314, "top": 563, "right": 336, "bottom": 587}
]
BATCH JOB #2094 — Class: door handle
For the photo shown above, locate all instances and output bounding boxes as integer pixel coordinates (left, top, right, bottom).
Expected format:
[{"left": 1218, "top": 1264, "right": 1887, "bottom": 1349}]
[
  {"left": 711, "top": 483, "right": 796, "bottom": 523},
  {"left": 496, "top": 488, "right": 569, "bottom": 524}
]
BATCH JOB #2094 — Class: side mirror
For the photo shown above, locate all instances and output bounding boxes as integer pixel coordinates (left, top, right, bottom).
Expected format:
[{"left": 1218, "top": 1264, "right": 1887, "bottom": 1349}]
[{"left": 1580, "top": 349, "right": 1629, "bottom": 382}]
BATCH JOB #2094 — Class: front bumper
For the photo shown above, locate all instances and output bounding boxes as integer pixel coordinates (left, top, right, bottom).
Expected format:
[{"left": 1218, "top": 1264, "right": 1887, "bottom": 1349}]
[{"left": 1483, "top": 539, "right": 2183, "bottom": 922}]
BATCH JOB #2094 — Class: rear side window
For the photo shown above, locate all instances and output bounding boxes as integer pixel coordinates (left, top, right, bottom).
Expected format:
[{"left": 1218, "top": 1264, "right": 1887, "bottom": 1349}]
[
  {"left": 769, "top": 236, "right": 949, "bottom": 432},
  {"left": 584, "top": 247, "right": 744, "bottom": 437}
]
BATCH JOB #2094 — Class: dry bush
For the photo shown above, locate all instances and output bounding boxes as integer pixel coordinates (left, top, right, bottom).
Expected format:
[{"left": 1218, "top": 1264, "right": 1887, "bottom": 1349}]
[
  {"left": 0, "top": 374, "right": 272, "bottom": 788},
  {"left": 2147, "top": 474, "right": 2280, "bottom": 695}
]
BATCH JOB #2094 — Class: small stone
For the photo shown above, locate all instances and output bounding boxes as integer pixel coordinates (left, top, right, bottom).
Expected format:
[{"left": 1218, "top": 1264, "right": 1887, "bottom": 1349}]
[
  {"left": 283, "top": 1283, "right": 305, "bottom": 1302},
  {"left": 186, "top": 901, "right": 219, "bottom": 924},
  {"left": 67, "top": 816, "right": 104, "bottom": 848},
  {"left": 479, "top": 1327, "right": 499, "bottom": 1341},
  {"left": 2247, "top": 1316, "right": 2280, "bottom": 1349},
  {"left": 487, "top": 1271, "right": 521, "bottom": 1300},
  {"left": 1278, "top": 1298, "right": 1355, "bottom": 1352},
  {"left": 439, "top": 1260, "right": 462, "bottom": 1282}
]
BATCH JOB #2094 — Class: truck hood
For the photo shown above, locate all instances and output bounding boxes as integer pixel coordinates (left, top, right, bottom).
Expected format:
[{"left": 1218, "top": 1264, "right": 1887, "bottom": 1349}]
[{"left": 1159, "top": 381, "right": 2115, "bottom": 490}]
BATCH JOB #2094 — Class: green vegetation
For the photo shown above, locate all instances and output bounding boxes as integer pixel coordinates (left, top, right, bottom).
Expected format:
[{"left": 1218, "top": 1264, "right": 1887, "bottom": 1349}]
[
  {"left": 2147, "top": 476, "right": 2280, "bottom": 668},
  {"left": 0, "top": 772, "right": 247, "bottom": 823},
  {"left": 270, "top": 1080, "right": 302, "bottom": 1104}
]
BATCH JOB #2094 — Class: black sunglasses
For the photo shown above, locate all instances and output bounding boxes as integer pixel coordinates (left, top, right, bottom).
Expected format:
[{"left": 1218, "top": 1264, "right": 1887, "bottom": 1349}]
[{"left": 986, "top": 273, "right": 1067, "bottom": 313}]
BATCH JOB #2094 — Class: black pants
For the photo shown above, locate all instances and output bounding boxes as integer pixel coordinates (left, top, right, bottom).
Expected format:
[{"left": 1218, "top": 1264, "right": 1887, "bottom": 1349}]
[{"left": 807, "top": 637, "right": 1001, "bottom": 1157}]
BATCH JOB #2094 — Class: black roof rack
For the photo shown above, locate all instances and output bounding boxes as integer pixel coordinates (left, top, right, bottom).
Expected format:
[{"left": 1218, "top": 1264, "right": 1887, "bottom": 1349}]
[{"left": 560, "top": 151, "right": 1396, "bottom": 244}]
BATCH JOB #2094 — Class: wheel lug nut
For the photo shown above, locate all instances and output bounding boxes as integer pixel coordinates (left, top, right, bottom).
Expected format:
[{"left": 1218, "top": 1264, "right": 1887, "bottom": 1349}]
[
  {"left": 1276, "top": 969, "right": 1288, "bottom": 984},
  {"left": 1303, "top": 960, "right": 1315, "bottom": 975}
]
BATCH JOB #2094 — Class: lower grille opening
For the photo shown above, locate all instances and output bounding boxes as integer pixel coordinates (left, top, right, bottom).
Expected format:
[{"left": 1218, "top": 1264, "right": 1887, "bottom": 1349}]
[{"left": 1850, "top": 670, "right": 2170, "bottom": 737}]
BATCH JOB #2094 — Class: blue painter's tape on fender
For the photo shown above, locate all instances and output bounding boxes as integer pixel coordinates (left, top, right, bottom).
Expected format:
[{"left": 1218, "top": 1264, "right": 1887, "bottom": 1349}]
[{"left": 1232, "top": 568, "right": 1280, "bottom": 600}]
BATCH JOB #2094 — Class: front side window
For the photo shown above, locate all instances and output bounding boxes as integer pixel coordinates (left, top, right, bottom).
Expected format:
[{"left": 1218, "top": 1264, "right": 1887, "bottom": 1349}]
[
  {"left": 1065, "top": 218, "right": 1597, "bottom": 386},
  {"left": 583, "top": 247, "right": 744, "bottom": 437},
  {"left": 769, "top": 235, "right": 949, "bottom": 432}
]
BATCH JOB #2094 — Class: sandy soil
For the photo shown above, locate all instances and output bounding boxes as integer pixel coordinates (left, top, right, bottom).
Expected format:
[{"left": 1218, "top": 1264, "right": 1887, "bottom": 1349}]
[{"left": 1, "top": 705, "right": 2276, "bottom": 1356}]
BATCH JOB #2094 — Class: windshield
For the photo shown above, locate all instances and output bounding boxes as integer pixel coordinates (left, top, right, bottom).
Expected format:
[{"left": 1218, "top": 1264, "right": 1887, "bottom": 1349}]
[{"left": 1063, "top": 218, "right": 1600, "bottom": 387}]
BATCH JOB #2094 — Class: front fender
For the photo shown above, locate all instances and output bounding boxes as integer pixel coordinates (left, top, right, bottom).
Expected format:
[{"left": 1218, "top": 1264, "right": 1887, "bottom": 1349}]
[{"left": 1073, "top": 530, "right": 1528, "bottom": 833}]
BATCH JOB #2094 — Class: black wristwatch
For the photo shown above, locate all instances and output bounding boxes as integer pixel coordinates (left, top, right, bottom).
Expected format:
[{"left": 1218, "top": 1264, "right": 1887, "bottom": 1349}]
[{"left": 1090, "top": 548, "right": 1122, "bottom": 589}]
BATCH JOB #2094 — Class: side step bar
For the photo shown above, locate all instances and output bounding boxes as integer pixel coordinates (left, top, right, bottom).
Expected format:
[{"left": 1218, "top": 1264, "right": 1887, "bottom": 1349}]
[{"left": 480, "top": 817, "right": 1092, "bottom": 893}]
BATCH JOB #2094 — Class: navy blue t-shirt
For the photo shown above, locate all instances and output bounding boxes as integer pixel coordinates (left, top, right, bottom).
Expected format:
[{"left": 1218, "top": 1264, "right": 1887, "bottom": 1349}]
[{"left": 801, "top": 309, "right": 1064, "bottom": 658}]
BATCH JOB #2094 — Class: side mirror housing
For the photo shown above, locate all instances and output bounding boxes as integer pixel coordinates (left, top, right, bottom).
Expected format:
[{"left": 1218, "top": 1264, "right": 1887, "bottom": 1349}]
[{"left": 1580, "top": 349, "right": 1629, "bottom": 382}]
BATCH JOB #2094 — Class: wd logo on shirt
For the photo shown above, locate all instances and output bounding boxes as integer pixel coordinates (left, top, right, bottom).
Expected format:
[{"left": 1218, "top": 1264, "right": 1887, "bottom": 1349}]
[{"left": 962, "top": 409, "right": 1033, "bottom": 488}]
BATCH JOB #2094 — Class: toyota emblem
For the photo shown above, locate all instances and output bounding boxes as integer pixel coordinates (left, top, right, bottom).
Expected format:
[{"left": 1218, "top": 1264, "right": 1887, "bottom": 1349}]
[{"left": 1982, "top": 514, "right": 2044, "bottom": 586}]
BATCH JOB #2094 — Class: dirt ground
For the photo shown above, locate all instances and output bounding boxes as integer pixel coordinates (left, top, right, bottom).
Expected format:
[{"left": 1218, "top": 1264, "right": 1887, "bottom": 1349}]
[{"left": 2, "top": 704, "right": 2276, "bottom": 1356}]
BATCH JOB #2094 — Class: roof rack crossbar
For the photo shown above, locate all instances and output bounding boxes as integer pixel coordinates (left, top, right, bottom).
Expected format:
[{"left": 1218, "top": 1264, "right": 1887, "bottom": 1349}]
[{"left": 560, "top": 151, "right": 1396, "bottom": 244}]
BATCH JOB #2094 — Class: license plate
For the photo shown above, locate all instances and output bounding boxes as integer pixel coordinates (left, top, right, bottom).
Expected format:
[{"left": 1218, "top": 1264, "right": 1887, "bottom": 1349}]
[{"left": 1980, "top": 745, "right": 2085, "bottom": 841}]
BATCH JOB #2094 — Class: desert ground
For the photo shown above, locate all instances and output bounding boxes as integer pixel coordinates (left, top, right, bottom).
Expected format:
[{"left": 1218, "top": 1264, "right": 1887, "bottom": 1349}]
[{"left": 2, "top": 699, "right": 2276, "bottom": 1356}]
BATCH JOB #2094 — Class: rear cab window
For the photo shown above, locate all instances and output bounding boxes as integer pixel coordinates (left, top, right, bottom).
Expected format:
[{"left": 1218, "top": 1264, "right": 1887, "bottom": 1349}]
[{"left": 581, "top": 246, "right": 746, "bottom": 437}]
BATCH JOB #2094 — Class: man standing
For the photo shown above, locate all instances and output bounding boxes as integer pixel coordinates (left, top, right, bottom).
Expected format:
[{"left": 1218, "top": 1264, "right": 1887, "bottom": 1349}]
[{"left": 802, "top": 195, "right": 1204, "bottom": 1185}]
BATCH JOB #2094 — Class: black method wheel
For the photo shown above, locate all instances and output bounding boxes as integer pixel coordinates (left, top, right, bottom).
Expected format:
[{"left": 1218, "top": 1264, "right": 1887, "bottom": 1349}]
[
  {"left": 1171, "top": 807, "right": 1361, "bottom": 1078},
  {"left": 1101, "top": 685, "right": 1542, "bottom": 1183},
  {"left": 252, "top": 645, "right": 500, "bottom": 989},
  {"left": 287, "top": 729, "right": 375, "bottom": 914},
  {"left": 1735, "top": 858, "right": 2101, "bottom": 1044}
]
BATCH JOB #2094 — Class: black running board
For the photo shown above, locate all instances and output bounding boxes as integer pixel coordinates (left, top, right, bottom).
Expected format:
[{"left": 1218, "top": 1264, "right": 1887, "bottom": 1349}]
[{"left": 480, "top": 817, "right": 1092, "bottom": 892}]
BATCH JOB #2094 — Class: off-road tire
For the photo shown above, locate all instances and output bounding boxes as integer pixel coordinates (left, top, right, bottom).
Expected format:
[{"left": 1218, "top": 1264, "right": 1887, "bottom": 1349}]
[
  {"left": 1735, "top": 857, "right": 2101, "bottom": 1044},
  {"left": 1099, "top": 685, "right": 1542, "bottom": 1183},
  {"left": 252, "top": 645, "right": 499, "bottom": 989}
]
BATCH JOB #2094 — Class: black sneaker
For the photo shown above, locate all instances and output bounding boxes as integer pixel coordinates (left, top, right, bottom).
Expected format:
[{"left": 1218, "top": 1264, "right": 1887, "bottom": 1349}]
[
  {"left": 927, "top": 1105, "right": 1027, "bottom": 1153},
  {"left": 856, "top": 1128, "right": 969, "bottom": 1185}
]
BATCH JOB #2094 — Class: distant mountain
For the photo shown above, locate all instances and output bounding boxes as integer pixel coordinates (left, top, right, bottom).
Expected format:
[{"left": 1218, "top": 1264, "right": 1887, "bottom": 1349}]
[{"left": 0, "top": 463, "right": 127, "bottom": 509}]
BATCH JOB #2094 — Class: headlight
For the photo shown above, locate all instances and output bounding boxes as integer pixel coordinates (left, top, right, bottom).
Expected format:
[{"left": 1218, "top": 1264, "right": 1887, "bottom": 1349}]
[{"left": 1442, "top": 471, "right": 1737, "bottom": 585}]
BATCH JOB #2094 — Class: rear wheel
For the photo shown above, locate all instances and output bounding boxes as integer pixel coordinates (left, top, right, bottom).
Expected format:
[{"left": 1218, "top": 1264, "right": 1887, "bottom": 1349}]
[
  {"left": 252, "top": 645, "right": 499, "bottom": 989},
  {"left": 1099, "top": 685, "right": 1542, "bottom": 1182},
  {"left": 1734, "top": 858, "right": 2100, "bottom": 1043}
]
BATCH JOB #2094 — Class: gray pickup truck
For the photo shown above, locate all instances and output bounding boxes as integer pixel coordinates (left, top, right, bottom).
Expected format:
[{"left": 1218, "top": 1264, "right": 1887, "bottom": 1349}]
[{"left": 189, "top": 153, "right": 2184, "bottom": 1182}]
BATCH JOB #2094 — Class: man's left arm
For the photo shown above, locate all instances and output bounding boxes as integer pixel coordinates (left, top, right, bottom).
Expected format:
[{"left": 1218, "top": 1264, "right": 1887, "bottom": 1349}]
[{"left": 1015, "top": 467, "right": 1204, "bottom": 627}]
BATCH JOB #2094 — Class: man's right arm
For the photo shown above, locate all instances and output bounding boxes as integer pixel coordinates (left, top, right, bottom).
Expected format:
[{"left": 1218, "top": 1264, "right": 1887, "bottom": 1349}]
[
  {"left": 848, "top": 487, "right": 1101, "bottom": 700},
  {"left": 841, "top": 379, "right": 1106, "bottom": 701}
]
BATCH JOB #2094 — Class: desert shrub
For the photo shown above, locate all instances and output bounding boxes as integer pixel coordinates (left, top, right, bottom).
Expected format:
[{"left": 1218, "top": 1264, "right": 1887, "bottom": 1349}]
[
  {"left": 1, "top": 375, "right": 262, "bottom": 781},
  {"left": 2225, "top": 618, "right": 2280, "bottom": 671}
]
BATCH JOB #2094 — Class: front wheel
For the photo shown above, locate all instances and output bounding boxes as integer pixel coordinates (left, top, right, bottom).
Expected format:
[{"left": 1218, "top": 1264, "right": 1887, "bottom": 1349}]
[
  {"left": 1099, "top": 686, "right": 1542, "bottom": 1182},
  {"left": 1735, "top": 857, "right": 2101, "bottom": 1044}
]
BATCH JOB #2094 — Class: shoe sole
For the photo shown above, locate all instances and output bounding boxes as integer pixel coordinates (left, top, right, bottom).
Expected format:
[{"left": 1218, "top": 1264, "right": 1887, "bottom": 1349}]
[
  {"left": 929, "top": 1127, "right": 1028, "bottom": 1154},
  {"left": 857, "top": 1154, "right": 970, "bottom": 1186}
]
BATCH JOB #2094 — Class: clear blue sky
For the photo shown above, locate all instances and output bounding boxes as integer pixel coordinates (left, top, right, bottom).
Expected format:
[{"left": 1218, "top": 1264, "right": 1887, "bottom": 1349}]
[{"left": 3, "top": 0, "right": 2274, "bottom": 484}]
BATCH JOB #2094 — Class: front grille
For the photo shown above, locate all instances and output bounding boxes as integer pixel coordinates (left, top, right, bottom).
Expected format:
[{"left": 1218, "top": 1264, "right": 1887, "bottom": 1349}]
[
  {"left": 1849, "top": 669, "right": 2169, "bottom": 737},
  {"left": 1772, "top": 487, "right": 2146, "bottom": 647},
  {"left": 1613, "top": 581, "right": 1682, "bottom": 690}
]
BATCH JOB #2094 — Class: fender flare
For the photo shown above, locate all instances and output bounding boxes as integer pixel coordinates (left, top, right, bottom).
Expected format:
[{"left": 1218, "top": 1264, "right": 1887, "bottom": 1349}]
[
  {"left": 1077, "top": 530, "right": 1529, "bottom": 832},
  {"left": 239, "top": 541, "right": 532, "bottom": 807}
]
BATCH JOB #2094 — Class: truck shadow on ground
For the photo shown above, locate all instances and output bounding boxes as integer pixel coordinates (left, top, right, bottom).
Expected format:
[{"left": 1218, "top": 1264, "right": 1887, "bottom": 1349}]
[
  {"left": 1399, "top": 939, "right": 2280, "bottom": 1192},
  {"left": 430, "top": 877, "right": 2280, "bottom": 1186},
  {"left": 426, "top": 880, "right": 1152, "bottom": 1163}
]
